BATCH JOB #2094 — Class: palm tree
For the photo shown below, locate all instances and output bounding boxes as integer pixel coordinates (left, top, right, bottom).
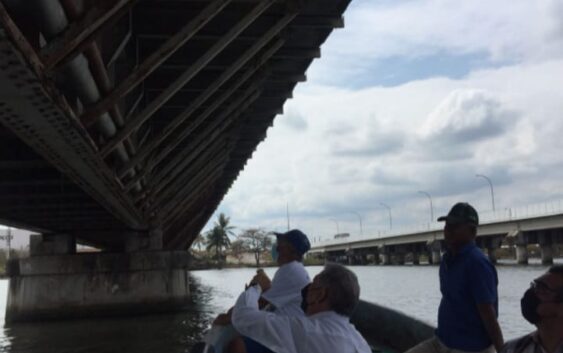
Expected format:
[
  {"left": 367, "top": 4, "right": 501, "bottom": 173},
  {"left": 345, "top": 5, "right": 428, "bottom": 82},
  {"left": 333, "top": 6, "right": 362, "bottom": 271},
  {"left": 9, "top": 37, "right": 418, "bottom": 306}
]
[
  {"left": 193, "top": 233, "right": 205, "bottom": 252},
  {"left": 205, "top": 213, "right": 234, "bottom": 264}
]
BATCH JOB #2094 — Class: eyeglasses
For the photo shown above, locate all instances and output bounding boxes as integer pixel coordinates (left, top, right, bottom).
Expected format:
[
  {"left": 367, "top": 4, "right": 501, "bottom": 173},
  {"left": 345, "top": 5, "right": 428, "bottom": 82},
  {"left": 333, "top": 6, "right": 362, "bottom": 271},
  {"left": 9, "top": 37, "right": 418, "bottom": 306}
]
[{"left": 530, "top": 280, "right": 559, "bottom": 295}]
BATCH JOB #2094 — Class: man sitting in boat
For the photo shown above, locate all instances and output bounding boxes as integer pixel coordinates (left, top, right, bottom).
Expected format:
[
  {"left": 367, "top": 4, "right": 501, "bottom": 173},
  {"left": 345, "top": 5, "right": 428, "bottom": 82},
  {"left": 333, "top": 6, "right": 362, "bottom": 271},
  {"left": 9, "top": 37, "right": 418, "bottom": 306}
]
[
  {"left": 231, "top": 263, "right": 371, "bottom": 353},
  {"left": 212, "top": 229, "right": 312, "bottom": 352},
  {"left": 406, "top": 202, "right": 504, "bottom": 353},
  {"left": 500, "top": 265, "right": 563, "bottom": 353}
]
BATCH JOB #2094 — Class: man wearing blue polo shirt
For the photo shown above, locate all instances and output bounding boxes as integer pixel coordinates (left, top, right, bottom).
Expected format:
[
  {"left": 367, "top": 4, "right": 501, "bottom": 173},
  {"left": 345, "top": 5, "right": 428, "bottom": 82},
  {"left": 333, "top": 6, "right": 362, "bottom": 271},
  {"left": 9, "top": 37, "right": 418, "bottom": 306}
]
[{"left": 407, "top": 202, "right": 504, "bottom": 353}]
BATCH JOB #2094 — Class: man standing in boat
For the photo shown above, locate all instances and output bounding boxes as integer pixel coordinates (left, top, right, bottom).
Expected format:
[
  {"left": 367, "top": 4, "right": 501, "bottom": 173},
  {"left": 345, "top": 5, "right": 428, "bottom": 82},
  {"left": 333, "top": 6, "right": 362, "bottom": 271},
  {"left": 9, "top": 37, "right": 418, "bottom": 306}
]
[{"left": 407, "top": 202, "right": 504, "bottom": 353}]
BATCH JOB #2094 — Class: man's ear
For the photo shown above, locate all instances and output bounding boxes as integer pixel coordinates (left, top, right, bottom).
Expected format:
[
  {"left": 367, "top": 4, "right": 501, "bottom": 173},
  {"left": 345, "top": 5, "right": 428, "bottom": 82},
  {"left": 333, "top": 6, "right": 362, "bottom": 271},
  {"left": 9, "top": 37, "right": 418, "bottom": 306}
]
[{"left": 316, "top": 287, "right": 329, "bottom": 304}]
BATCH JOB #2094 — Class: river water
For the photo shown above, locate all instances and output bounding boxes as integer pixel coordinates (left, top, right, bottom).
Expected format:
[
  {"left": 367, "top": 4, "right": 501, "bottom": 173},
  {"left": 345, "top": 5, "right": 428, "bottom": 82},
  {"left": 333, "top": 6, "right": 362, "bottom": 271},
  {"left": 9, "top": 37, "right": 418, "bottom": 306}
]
[{"left": 0, "top": 262, "right": 558, "bottom": 352}]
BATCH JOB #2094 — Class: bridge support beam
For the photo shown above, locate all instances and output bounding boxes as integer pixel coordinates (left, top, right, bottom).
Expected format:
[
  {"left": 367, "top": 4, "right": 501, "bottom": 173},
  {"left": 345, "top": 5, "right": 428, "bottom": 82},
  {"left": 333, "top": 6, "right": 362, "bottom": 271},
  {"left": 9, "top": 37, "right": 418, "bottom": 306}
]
[
  {"left": 393, "top": 253, "right": 405, "bottom": 265},
  {"left": 428, "top": 241, "right": 442, "bottom": 265},
  {"left": 539, "top": 232, "right": 554, "bottom": 266},
  {"left": 379, "top": 251, "right": 391, "bottom": 266},
  {"left": 541, "top": 246, "right": 554, "bottom": 265},
  {"left": 6, "top": 235, "right": 190, "bottom": 323},
  {"left": 486, "top": 237, "right": 502, "bottom": 265},
  {"left": 516, "top": 245, "right": 529, "bottom": 265},
  {"left": 412, "top": 252, "right": 420, "bottom": 265}
]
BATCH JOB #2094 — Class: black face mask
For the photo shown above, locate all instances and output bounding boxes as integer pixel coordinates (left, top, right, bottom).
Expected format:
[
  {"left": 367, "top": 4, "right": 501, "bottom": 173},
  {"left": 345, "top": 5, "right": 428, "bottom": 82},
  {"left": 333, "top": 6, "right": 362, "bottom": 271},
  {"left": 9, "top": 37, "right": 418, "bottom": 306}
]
[
  {"left": 521, "top": 288, "right": 541, "bottom": 324},
  {"left": 301, "top": 284, "right": 311, "bottom": 314}
]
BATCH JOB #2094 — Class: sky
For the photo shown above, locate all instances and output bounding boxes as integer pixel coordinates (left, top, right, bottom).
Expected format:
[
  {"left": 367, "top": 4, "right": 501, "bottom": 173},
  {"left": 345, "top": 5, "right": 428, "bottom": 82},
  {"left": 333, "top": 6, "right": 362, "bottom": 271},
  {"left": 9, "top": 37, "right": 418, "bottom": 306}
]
[{"left": 204, "top": 0, "right": 563, "bottom": 242}]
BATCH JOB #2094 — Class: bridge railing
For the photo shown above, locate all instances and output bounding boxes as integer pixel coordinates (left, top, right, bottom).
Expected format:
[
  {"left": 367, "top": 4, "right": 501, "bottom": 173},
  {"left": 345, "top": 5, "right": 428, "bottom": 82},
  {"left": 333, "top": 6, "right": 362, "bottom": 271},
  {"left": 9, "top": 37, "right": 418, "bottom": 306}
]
[{"left": 312, "top": 199, "right": 563, "bottom": 247}]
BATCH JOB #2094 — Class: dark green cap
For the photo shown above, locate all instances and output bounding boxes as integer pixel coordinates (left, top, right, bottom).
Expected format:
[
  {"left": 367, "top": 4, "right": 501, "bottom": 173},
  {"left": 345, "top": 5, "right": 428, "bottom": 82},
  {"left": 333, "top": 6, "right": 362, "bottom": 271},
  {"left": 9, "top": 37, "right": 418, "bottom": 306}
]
[{"left": 437, "top": 202, "right": 479, "bottom": 226}]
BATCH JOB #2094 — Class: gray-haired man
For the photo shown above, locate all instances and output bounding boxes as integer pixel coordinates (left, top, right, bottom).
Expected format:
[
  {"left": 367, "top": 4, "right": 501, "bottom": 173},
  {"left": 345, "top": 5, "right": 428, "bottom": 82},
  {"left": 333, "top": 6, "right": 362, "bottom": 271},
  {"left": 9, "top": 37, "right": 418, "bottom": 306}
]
[{"left": 232, "top": 263, "right": 371, "bottom": 353}]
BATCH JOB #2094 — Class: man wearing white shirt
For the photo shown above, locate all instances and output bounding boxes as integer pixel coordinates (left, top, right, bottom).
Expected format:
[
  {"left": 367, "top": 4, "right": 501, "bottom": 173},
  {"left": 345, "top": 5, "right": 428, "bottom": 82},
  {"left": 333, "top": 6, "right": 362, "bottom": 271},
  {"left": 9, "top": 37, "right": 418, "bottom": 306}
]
[
  {"left": 259, "top": 229, "right": 312, "bottom": 317},
  {"left": 232, "top": 263, "right": 371, "bottom": 353},
  {"left": 212, "top": 229, "right": 311, "bottom": 353}
]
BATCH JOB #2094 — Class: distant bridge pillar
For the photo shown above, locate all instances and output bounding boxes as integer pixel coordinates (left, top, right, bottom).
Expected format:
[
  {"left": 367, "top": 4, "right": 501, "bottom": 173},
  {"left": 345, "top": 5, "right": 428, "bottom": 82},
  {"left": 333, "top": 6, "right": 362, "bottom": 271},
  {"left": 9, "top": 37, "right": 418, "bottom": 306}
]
[
  {"left": 371, "top": 248, "right": 380, "bottom": 265},
  {"left": 379, "top": 247, "right": 391, "bottom": 265},
  {"left": 412, "top": 249, "right": 421, "bottom": 265},
  {"left": 486, "top": 237, "right": 502, "bottom": 265},
  {"left": 6, "top": 233, "right": 190, "bottom": 323},
  {"left": 346, "top": 249, "right": 354, "bottom": 265},
  {"left": 511, "top": 231, "right": 529, "bottom": 265},
  {"left": 539, "top": 231, "right": 554, "bottom": 266},
  {"left": 516, "top": 245, "right": 529, "bottom": 265},
  {"left": 428, "top": 240, "right": 442, "bottom": 265},
  {"left": 393, "top": 252, "right": 405, "bottom": 266}
]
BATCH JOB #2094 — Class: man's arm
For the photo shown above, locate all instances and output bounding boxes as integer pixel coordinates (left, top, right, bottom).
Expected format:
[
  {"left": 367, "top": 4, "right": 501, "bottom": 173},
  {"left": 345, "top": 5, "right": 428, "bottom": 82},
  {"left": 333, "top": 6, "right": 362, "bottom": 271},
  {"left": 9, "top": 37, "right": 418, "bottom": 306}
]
[
  {"left": 469, "top": 258, "right": 504, "bottom": 352},
  {"left": 231, "top": 285, "right": 297, "bottom": 353},
  {"left": 477, "top": 303, "right": 504, "bottom": 352}
]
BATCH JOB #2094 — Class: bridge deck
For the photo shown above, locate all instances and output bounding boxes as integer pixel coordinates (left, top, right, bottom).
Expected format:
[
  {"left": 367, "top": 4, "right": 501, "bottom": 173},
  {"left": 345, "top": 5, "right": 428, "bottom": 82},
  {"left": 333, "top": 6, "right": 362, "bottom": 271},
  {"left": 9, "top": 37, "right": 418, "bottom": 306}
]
[{"left": 0, "top": 0, "right": 350, "bottom": 249}]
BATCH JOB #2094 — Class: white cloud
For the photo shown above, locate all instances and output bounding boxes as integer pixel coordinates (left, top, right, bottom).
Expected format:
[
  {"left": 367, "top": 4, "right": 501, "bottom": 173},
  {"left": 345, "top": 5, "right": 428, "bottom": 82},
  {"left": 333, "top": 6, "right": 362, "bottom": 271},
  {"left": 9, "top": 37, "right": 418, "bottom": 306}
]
[
  {"left": 310, "top": 0, "right": 563, "bottom": 84},
  {"left": 213, "top": 60, "right": 563, "bottom": 237}
]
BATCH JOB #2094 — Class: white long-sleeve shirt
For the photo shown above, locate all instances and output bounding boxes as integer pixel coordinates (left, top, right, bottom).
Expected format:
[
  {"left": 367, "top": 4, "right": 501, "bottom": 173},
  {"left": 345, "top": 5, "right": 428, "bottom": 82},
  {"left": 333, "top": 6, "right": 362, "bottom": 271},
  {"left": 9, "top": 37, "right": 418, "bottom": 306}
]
[
  {"left": 261, "top": 260, "right": 310, "bottom": 317},
  {"left": 232, "top": 286, "right": 372, "bottom": 353}
]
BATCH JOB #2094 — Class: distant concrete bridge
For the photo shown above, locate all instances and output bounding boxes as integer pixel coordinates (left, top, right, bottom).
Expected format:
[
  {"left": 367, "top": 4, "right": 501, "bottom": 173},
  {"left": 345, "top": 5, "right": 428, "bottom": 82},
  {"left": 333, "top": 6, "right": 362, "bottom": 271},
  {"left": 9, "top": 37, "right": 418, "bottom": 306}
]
[{"left": 310, "top": 209, "right": 563, "bottom": 266}]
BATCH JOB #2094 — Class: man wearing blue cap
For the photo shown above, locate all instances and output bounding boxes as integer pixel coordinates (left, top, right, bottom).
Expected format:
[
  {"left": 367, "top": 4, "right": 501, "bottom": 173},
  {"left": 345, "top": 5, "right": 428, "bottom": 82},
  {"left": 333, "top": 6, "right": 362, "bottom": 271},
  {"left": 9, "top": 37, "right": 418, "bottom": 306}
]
[
  {"left": 257, "top": 229, "right": 312, "bottom": 317},
  {"left": 212, "top": 229, "right": 311, "bottom": 353},
  {"left": 406, "top": 202, "right": 504, "bottom": 353}
]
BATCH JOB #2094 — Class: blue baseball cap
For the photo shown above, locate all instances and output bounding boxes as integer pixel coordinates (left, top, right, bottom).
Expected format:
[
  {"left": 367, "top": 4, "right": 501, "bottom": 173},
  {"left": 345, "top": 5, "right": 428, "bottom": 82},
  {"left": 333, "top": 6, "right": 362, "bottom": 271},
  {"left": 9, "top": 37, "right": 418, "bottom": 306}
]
[{"left": 274, "top": 229, "right": 311, "bottom": 255}]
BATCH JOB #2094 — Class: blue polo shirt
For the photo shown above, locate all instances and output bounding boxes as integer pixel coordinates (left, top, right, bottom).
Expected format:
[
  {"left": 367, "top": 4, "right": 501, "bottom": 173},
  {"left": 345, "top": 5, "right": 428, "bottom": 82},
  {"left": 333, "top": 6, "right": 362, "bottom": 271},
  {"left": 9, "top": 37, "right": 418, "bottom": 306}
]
[{"left": 436, "top": 242, "right": 498, "bottom": 351}]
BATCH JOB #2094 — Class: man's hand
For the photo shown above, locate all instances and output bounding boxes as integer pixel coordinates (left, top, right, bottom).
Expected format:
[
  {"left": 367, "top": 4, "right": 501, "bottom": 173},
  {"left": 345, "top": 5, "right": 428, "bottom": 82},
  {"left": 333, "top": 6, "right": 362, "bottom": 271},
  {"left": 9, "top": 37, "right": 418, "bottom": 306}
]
[
  {"left": 212, "top": 308, "right": 233, "bottom": 326},
  {"left": 251, "top": 270, "right": 272, "bottom": 292},
  {"left": 477, "top": 303, "right": 504, "bottom": 352}
]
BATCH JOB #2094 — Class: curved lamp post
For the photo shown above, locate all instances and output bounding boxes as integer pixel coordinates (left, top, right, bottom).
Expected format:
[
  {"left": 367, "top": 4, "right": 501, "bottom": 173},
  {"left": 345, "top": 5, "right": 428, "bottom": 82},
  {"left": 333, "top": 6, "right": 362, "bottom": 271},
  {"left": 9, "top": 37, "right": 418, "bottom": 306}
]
[
  {"left": 380, "top": 203, "right": 392, "bottom": 230},
  {"left": 418, "top": 191, "right": 434, "bottom": 222},
  {"left": 349, "top": 211, "right": 363, "bottom": 235},
  {"left": 329, "top": 218, "right": 339, "bottom": 234},
  {"left": 476, "top": 174, "right": 496, "bottom": 212}
]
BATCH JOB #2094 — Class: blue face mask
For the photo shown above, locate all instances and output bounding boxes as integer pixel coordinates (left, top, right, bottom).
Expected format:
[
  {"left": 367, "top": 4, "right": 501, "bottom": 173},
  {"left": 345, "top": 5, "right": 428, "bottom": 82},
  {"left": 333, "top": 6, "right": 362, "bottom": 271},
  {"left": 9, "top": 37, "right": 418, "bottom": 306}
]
[{"left": 271, "top": 243, "right": 279, "bottom": 262}]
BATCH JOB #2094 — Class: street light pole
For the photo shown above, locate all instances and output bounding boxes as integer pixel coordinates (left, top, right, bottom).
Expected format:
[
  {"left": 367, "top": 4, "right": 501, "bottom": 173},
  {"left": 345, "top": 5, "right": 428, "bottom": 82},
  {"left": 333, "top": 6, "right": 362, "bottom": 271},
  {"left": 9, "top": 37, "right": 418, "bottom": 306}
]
[
  {"left": 418, "top": 191, "right": 434, "bottom": 222},
  {"left": 476, "top": 174, "right": 496, "bottom": 212},
  {"left": 349, "top": 211, "right": 363, "bottom": 235},
  {"left": 329, "top": 218, "right": 339, "bottom": 234},
  {"left": 380, "top": 203, "right": 392, "bottom": 230},
  {"left": 286, "top": 202, "right": 290, "bottom": 231}
]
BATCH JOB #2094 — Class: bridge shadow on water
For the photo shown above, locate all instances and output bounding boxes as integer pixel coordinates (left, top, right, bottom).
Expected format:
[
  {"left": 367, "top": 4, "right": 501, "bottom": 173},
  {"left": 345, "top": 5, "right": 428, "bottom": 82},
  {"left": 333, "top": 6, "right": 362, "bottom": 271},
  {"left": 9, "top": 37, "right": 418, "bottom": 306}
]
[{"left": 0, "top": 275, "right": 215, "bottom": 353}]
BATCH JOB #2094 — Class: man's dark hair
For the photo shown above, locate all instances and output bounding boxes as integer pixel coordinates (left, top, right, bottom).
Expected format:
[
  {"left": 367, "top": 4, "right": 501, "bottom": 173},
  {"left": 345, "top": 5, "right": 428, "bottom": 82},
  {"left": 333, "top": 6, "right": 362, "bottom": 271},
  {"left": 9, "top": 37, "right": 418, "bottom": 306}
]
[
  {"left": 548, "top": 264, "right": 563, "bottom": 277},
  {"left": 316, "top": 263, "right": 360, "bottom": 317}
]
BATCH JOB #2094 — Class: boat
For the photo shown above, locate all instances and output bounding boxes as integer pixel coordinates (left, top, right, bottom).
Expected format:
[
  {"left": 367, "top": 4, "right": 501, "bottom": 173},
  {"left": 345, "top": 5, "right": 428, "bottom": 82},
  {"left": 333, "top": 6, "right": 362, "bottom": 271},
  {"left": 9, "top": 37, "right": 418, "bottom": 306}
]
[{"left": 189, "top": 299, "right": 435, "bottom": 353}]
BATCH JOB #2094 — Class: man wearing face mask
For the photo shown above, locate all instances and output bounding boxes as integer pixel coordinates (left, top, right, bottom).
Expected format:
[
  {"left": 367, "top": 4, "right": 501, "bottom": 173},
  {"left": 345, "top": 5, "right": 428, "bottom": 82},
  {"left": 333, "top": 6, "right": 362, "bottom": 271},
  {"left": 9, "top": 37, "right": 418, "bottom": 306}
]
[
  {"left": 211, "top": 229, "right": 311, "bottom": 353},
  {"left": 500, "top": 265, "right": 563, "bottom": 353},
  {"left": 406, "top": 203, "right": 504, "bottom": 353},
  {"left": 231, "top": 263, "right": 371, "bottom": 353},
  {"left": 258, "top": 229, "right": 312, "bottom": 317}
]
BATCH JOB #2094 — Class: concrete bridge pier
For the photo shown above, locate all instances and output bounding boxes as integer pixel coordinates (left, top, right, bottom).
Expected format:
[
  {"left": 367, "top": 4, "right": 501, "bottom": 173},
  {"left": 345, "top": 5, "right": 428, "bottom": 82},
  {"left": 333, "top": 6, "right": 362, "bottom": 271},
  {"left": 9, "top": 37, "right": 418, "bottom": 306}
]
[
  {"left": 371, "top": 248, "right": 380, "bottom": 265},
  {"left": 510, "top": 231, "right": 529, "bottom": 265},
  {"left": 539, "top": 232, "right": 554, "bottom": 265},
  {"left": 5, "top": 233, "right": 191, "bottom": 323},
  {"left": 483, "top": 237, "right": 502, "bottom": 265},
  {"left": 428, "top": 241, "right": 442, "bottom": 265},
  {"left": 379, "top": 247, "right": 391, "bottom": 265},
  {"left": 412, "top": 252, "right": 420, "bottom": 265},
  {"left": 516, "top": 245, "right": 529, "bottom": 264},
  {"left": 393, "top": 252, "right": 405, "bottom": 265}
]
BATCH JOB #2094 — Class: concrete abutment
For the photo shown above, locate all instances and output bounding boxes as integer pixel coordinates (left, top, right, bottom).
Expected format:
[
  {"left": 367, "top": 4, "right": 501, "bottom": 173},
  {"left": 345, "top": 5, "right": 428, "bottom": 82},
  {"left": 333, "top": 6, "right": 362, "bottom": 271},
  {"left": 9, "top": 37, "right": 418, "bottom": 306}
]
[{"left": 6, "top": 234, "right": 190, "bottom": 323}]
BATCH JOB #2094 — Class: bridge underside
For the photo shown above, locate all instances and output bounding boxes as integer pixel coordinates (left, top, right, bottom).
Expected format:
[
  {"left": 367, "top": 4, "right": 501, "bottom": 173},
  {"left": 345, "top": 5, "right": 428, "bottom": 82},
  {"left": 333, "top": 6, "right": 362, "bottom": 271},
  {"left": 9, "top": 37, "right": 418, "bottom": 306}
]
[{"left": 0, "top": 0, "right": 350, "bottom": 250}]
